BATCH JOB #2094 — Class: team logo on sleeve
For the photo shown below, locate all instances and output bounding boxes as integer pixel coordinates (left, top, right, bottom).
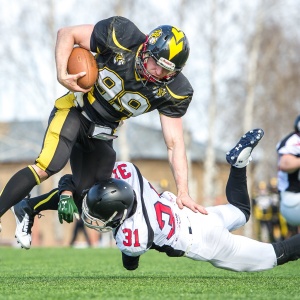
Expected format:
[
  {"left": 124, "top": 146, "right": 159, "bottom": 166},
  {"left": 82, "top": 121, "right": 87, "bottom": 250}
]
[
  {"left": 153, "top": 87, "right": 166, "bottom": 98},
  {"left": 114, "top": 53, "right": 125, "bottom": 65}
]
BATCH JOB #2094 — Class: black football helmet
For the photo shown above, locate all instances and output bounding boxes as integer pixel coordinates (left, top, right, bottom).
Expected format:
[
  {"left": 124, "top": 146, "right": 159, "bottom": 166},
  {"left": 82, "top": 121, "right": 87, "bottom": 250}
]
[
  {"left": 81, "top": 178, "right": 136, "bottom": 232},
  {"left": 294, "top": 115, "right": 300, "bottom": 132},
  {"left": 136, "top": 25, "right": 190, "bottom": 85}
]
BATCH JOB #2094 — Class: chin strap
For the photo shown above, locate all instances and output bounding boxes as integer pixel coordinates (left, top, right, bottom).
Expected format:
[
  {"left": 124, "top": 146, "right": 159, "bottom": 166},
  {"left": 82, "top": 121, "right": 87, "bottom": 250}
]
[
  {"left": 142, "top": 36, "right": 149, "bottom": 52},
  {"left": 119, "top": 209, "right": 128, "bottom": 225}
]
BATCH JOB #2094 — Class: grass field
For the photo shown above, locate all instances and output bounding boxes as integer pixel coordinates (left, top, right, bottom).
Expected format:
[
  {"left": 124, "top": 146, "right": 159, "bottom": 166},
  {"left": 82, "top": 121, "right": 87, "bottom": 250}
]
[{"left": 0, "top": 247, "right": 299, "bottom": 300}]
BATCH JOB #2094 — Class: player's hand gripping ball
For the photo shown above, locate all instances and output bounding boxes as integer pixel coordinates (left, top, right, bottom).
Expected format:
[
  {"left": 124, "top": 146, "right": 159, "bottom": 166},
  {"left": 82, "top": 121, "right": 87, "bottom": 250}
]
[{"left": 67, "top": 47, "right": 98, "bottom": 89}]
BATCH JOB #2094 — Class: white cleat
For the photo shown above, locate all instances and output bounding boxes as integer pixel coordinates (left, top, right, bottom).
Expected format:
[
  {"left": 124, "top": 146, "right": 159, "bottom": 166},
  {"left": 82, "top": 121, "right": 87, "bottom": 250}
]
[{"left": 11, "top": 199, "right": 36, "bottom": 250}]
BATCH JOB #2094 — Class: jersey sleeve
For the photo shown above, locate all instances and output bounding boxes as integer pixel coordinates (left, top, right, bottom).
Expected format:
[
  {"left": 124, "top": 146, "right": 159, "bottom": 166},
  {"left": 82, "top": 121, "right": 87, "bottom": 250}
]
[
  {"left": 278, "top": 134, "right": 300, "bottom": 157},
  {"left": 115, "top": 216, "right": 150, "bottom": 257},
  {"left": 157, "top": 73, "right": 193, "bottom": 117},
  {"left": 58, "top": 174, "right": 76, "bottom": 194},
  {"left": 112, "top": 161, "right": 152, "bottom": 257},
  {"left": 90, "top": 16, "right": 145, "bottom": 54}
]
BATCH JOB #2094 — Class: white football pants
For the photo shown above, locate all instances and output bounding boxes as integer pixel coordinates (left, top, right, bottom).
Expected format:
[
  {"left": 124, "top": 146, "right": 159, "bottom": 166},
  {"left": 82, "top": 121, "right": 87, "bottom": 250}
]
[{"left": 184, "top": 204, "right": 277, "bottom": 272}]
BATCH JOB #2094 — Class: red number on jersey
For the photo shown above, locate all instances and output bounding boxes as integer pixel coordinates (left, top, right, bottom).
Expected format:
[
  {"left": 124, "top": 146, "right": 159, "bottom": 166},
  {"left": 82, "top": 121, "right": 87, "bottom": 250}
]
[
  {"left": 122, "top": 228, "right": 141, "bottom": 247},
  {"left": 154, "top": 202, "right": 175, "bottom": 239}
]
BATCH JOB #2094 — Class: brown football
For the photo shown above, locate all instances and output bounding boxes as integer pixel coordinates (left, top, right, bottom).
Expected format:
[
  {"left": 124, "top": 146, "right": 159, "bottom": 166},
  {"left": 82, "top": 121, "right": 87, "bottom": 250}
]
[{"left": 67, "top": 47, "right": 98, "bottom": 89}]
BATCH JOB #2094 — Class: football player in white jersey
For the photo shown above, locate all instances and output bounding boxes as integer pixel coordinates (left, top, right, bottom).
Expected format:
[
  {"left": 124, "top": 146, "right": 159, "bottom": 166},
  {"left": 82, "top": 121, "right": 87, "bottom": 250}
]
[
  {"left": 12, "top": 128, "right": 300, "bottom": 272},
  {"left": 276, "top": 115, "right": 300, "bottom": 227},
  {"left": 80, "top": 129, "right": 300, "bottom": 272}
]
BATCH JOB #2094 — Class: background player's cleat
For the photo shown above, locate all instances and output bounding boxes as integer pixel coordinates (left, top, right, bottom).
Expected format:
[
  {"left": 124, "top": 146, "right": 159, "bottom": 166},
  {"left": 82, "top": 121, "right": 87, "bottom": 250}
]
[
  {"left": 226, "top": 129, "right": 264, "bottom": 168},
  {"left": 11, "top": 198, "right": 37, "bottom": 250}
]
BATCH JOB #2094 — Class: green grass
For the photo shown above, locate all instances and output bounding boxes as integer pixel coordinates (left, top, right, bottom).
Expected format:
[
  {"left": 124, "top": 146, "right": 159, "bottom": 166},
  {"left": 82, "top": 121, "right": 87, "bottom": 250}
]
[{"left": 0, "top": 247, "right": 299, "bottom": 300}]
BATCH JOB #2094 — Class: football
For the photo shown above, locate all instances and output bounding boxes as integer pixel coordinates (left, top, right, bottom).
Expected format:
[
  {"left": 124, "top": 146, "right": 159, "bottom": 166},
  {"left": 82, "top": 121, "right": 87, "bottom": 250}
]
[{"left": 67, "top": 47, "right": 98, "bottom": 89}]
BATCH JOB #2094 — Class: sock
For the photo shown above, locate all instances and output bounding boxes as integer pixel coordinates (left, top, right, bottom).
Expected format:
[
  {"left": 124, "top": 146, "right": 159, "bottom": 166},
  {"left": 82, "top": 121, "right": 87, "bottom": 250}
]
[
  {"left": 272, "top": 234, "right": 300, "bottom": 265},
  {"left": 0, "top": 167, "right": 40, "bottom": 216},
  {"left": 225, "top": 166, "right": 250, "bottom": 221}
]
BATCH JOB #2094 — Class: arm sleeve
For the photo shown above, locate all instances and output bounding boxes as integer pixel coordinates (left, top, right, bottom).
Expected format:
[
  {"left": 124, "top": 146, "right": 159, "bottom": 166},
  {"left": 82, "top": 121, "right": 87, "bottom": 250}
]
[
  {"left": 157, "top": 73, "right": 193, "bottom": 117},
  {"left": 90, "top": 16, "right": 144, "bottom": 54},
  {"left": 90, "top": 17, "right": 113, "bottom": 53},
  {"left": 122, "top": 252, "right": 140, "bottom": 271}
]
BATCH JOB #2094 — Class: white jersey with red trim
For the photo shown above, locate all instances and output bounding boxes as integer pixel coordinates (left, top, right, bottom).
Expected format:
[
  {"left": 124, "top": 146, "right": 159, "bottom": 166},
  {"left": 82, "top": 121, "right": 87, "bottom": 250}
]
[
  {"left": 111, "top": 161, "right": 191, "bottom": 257},
  {"left": 111, "top": 161, "right": 277, "bottom": 272}
]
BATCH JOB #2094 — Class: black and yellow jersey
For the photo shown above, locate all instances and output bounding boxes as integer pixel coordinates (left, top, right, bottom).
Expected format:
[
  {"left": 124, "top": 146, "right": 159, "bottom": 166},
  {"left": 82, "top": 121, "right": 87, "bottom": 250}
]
[{"left": 81, "top": 16, "right": 193, "bottom": 128}]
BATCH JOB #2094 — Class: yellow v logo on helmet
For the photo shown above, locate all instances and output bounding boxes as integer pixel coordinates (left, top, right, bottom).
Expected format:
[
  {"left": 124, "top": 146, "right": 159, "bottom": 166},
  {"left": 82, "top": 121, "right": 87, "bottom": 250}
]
[{"left": 169, "top": 27, "right": 185, "bottom": 60}]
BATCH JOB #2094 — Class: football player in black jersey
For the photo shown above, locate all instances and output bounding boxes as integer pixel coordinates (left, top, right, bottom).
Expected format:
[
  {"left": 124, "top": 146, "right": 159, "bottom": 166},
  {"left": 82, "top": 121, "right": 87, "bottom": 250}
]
[{"left": 0, "top": 16, "right": 207, "bottom": 232}]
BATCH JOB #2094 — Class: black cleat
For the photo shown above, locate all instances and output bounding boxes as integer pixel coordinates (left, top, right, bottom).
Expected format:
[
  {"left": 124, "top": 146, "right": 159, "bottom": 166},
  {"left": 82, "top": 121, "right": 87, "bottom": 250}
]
[{"left": 226, "top": 129, "right": 264, "bottom": 168}]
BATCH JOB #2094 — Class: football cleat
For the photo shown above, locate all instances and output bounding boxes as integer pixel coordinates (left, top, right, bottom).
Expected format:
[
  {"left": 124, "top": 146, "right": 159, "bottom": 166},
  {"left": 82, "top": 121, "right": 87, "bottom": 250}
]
[
  {"left": 11, "top": 198, "right": 37, "bottom": 250},
  {"left": 226, "top": 128, "right": 264, "bottom": 168}
]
